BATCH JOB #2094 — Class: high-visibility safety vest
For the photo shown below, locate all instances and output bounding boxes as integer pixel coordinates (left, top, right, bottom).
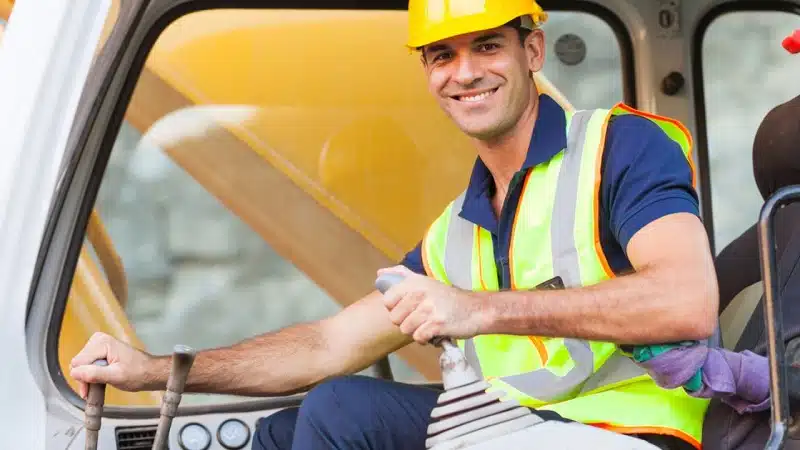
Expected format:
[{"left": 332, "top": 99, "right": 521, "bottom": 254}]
[{"left": 421, "top": 104, "right": 708, "bottom": 449}]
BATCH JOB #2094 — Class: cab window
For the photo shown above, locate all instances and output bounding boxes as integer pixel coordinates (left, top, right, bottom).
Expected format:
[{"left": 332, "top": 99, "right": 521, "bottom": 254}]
[
  {"left": 59, "top": 8, "right": 630, "bottom": 407},
  {"left": 541, "top": 11, "right": 627, "bottom": 109},
  {"left": 702, "top": 10, "right": 800, "bottom": 251}
]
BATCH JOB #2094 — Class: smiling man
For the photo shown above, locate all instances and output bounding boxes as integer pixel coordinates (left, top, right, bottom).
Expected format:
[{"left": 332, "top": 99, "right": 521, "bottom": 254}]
[{"left": 69, "top": 1, "right": 718, "bottom": 449}]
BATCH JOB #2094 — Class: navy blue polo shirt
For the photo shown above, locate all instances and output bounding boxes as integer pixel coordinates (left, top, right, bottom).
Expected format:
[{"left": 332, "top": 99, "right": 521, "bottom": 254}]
[{"left": 400, "top": 94, "right": 699, "bottom": 287}]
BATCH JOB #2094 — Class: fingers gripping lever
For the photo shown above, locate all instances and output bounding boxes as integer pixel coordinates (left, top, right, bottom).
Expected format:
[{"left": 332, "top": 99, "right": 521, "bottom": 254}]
[
  {"left": 82, "top": 345, "right": 195, "bottom": 450},
  {"left": 375, "top": 273, "right": 481, "bottom": 389},
  {"left": 375, "top": 274, "right": 452, "bottom": 348}
]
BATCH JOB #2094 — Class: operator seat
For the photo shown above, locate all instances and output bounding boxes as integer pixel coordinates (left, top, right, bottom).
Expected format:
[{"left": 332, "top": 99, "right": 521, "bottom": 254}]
[{"left": 703, "top": 93, "right": 800, "bottom": 450}]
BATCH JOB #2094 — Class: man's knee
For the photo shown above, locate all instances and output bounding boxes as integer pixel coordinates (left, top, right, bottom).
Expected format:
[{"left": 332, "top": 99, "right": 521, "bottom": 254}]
[
  {"left": 290, "top": 375, "right": 440, "bottom": 449},
  {"left": 252, "top": 408, "right": 298, "bottom": 450},
  {"left": 298, "top": 375, "right": 372, "bottom": 427}
]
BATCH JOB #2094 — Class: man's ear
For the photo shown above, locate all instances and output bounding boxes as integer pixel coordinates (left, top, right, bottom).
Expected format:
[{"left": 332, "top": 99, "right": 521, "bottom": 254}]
[{"left": 524, "top": 29, "right": 545, "bottom": 73}]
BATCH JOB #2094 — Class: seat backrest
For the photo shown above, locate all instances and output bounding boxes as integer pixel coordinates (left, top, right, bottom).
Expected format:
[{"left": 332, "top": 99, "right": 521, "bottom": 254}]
[
  {"left": 718, "top": 281, "right": 762, "bottom": 349},
  {"left": 734, "top": 206, "right": 800, "bottom": 354},
  {"left": 714, "top": 93, "right": 800, "bottom": 352}
]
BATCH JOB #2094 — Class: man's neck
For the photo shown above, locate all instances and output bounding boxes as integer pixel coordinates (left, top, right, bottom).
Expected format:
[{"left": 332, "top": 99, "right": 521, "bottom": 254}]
[{"left": 474, "top": 96, "right": 539, "bottom": 200}]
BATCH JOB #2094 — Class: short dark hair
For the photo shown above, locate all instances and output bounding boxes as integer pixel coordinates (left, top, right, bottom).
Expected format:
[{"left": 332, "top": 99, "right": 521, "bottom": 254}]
[{"left": 505, "top": 17, "right": 534, "bottom": 45}]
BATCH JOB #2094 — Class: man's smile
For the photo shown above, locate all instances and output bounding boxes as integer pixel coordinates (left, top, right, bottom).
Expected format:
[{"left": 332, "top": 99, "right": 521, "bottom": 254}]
[{"left": 451, "top": 87, "right": 499, "bottom": 103}]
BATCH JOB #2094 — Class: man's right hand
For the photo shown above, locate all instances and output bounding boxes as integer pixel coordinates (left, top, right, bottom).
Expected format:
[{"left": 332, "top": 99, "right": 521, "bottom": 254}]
[{"left": 69, "top": 332, "right": 162, "bottom": 399}]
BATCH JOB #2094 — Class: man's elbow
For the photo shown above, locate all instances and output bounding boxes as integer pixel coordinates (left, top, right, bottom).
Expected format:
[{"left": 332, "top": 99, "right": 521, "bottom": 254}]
[{"left": 676, "top": 281, "right": 719, "bottom": 340}]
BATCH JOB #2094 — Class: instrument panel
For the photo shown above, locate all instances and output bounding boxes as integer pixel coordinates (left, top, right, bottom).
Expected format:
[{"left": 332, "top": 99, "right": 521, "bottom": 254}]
[
  {"left": 178, "top": 418, "right": 252, "bottom": 450},
  {"left": 169, "top": 411, "right": 262, "bottom": 450},
  {"left": 68, "top": 409, "right": 271, "bottom": 449}
]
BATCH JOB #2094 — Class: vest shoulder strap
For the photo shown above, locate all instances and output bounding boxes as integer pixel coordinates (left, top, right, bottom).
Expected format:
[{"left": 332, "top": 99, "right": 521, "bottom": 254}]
[{"left": 421, "top": 189, "right": 468, "bottom": 285}]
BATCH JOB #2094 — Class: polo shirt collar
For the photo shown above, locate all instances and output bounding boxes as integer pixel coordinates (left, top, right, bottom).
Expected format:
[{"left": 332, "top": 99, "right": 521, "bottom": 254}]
[{"left": 458, "top": 93, "right": 568, "bottom": 231}]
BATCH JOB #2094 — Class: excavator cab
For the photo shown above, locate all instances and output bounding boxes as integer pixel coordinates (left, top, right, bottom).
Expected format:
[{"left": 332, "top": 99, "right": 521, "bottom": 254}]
[{"left": 1, "top": 0, "right": 800, "bottom": 448}]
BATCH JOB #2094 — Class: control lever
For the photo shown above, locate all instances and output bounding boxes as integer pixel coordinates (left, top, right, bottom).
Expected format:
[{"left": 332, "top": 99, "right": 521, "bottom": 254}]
[
  {"left": 376, "top": 273, "right": 481, "bottom": 390},
  {"left": 375, "top": 273, "right": 660, "bottom": 450},
  {"left": 375, "top": 273, "right": 540, "bottom": 448},
  {"left": 153, "top": 345, "right": 196, "bottom": 450},
  {"left": 84, "top": 360, "right": 108, "bottom": 450}
]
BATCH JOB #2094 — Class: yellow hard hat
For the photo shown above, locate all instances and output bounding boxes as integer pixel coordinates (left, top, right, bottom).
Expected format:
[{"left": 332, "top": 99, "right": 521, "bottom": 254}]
[{"left": 407, "top": 0, "right": 548, "bottom": 49}]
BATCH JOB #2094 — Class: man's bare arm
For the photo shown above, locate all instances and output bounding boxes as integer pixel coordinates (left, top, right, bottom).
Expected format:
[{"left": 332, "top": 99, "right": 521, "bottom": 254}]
[
  {"left": 478, "top": 212, "right": 719, "bottom": 344},
  {"left": 71, "top": 290, "right": 414, "bottom": 398}
]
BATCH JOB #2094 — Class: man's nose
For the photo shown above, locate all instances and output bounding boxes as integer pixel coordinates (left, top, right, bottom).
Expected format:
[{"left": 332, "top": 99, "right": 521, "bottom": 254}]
[{"left": 451, "top": 54, "right": 483, "bottom": 86}]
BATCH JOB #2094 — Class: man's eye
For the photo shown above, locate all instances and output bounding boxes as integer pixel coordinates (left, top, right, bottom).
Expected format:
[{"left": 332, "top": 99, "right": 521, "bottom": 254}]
[
  {"left": 478, "top": 43, "right": 499, "bottom": 51},
  {"left": 432, "top": 52, "right": 452, "bottom": 62}
]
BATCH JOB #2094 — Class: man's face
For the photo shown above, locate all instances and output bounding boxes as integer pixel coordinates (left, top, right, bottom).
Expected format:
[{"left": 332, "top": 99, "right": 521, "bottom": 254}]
[{"left": 421, "top": 26, "right": 544, "bottom": 141}]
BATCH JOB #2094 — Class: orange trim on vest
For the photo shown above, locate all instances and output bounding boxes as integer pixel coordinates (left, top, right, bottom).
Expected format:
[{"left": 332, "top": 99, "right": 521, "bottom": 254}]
[
  {"left": 475, "top": 226, "right": 490, "bottom": 291},
  {"left": 593, "top": 109, "right": 616, "bottom": 279},
  {"left": 612, "top": 103, "right": 697, "bottom": 188},
  {"left": 588, "top": 422, "right": 701, "bottom": 450},
  {"left": 528, "top": 336, "right": 549, "bottom": 365},
  {"left": 509, "top": 171, "right": 534, "bottom": 290}
]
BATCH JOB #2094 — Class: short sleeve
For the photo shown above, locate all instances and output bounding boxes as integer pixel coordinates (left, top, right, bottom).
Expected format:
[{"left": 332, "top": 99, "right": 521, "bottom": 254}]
[
  {"left": 399, "top": 241, "right": 426, "bottom": 275},
  {"left": 602, "top": 115, "right": 700, "bottom": 250}
]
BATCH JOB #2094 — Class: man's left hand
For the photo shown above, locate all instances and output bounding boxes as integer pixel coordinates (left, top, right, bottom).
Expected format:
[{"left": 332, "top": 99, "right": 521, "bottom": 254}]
[{"left": 377, "top": 266, "right": 485, "bottom": 345}]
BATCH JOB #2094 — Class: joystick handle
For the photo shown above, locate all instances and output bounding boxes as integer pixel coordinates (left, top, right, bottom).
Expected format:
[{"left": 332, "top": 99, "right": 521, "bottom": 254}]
[
  {"left": 153, "top": 345, "right": 196, "bottom": 450},
  {"left": 375, "top": 273, "right": 479, "bottom": 389},
  {"left": 84, "top": 359, "right": 108, "bottom": 450}
]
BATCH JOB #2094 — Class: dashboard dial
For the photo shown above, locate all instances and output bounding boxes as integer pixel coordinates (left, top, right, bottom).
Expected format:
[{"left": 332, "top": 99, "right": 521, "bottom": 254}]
[
  {"left": 217, "top": 419, "right": 251, "bottom": 449},
  {"left": 179, "top": 423, "right": 211, "bottom": 450}
]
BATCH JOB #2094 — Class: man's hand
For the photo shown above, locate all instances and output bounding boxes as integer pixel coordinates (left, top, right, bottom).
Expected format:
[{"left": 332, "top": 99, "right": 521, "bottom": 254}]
[
  {"left": 69, "top": 332, "right": 163, "bottom": 399},
  {"left": 377, "top": 266, "right": 485, "bottom": 345}
]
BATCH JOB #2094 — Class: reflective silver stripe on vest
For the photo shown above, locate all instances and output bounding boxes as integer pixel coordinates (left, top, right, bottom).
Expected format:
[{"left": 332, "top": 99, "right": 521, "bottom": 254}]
[
  {"left": 442, "top": 109, "right": 646, "bottom": 402},
  {"left": 444, "top": 190, "right": 472, "bottom": 291},
  {"left": 578, "top": 351, "right": 647, "bottom": 395},
  {"left": 500, "top": 110, "right": 599, "bottom": 401},
  {"left": 502, "top": 339, "right": 594, "bottom": 401},
  {"left": 551, "top": 109, "right": 593, "bottom": 288},
  {"left": 463, "top": 338, "right": 484, "bottom": 379},
  {"left": 443, "top": 190, "right": 485, "bottom": 376}
]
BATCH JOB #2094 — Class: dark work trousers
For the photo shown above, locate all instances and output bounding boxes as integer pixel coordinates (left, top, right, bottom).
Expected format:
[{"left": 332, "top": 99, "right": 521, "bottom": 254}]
[
  {"left": 252, "top": 375, "right": 439, "bottom": 450},
  {"left": 251, "top": 375, "right": 689, "bottom": 450}
]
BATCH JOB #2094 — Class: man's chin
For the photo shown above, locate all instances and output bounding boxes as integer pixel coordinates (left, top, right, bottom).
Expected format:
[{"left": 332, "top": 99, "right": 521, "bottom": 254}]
[{"left": 457, "top": 120, "right": 507, "bottom": 141}]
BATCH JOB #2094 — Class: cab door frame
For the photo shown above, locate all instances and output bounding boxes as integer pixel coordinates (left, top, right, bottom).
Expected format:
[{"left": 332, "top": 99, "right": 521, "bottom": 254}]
[{"left": 0, "top": 0, "right": 117, "bottom": 448}]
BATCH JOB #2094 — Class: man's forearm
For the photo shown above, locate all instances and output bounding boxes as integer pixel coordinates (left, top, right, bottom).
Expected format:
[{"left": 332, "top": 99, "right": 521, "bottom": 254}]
[
  {"left": 142, "top": 322, "right": 335, "bottom": 396},
  {"left": 479, "top": 266, "right": 717, "bottom": 344}
]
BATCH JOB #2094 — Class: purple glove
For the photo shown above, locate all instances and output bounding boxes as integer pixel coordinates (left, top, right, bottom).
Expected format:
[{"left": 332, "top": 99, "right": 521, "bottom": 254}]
[{"left": 636, "top": 345, "right": 770, "bottom": 414}]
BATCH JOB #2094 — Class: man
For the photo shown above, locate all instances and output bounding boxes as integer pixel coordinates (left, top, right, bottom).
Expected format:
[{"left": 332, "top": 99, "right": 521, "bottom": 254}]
[{"left": 69, "top": 1, "right": 718, "bottom": 449}]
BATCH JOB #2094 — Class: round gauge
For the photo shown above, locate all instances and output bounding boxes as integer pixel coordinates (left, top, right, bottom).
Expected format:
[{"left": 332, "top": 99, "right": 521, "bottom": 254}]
[
  {"left": 217, "top": 419, "right": 251, "bottom": 449},
  {"left": 179, "top": 423, "right": 211, "bottom": 450}
]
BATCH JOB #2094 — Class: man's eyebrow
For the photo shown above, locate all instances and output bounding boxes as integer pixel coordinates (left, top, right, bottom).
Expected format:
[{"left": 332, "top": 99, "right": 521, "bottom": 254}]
[
  {"left": 424, "top": 32, "right": 504, "bottom": 56},
  {"left": 426, "top": 43, "right": 450, "bottom": 54},
  {"left": 473, "top": 32, "right": 505, "bottom": 44}
]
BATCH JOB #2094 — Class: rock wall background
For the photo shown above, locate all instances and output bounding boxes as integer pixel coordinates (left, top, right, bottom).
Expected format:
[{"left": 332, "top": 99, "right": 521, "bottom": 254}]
[{"left": 89, "top": 10, "right": 800, "bottom": 405}]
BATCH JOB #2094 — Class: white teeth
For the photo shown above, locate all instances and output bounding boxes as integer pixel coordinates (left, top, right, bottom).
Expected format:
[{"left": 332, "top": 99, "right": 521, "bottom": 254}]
[{"left": 459, "top": 90, "right": 494, "bottom": 102}]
